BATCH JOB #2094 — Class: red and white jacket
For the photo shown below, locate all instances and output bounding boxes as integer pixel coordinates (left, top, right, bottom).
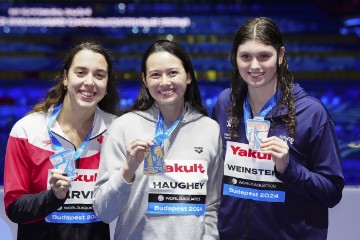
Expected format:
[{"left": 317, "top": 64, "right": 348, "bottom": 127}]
[{"left": 4, "top": 106, "right": 115, "bottom": 240}]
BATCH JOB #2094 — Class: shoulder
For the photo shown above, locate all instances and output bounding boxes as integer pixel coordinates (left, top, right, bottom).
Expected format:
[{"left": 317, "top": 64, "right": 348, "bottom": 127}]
[
  {"left": 10, "top": 111, "right": 47, "bottom": 137},
  {"left": 217, "top": 88, "right": 231, "bottom": 102},
  {"left": 296, "top": 94, "right": 331, "bottom": 119},
  {"left": 214, "top": 88, "right": 231, "bottom": 112},
  {"left": 198, "top": 115, "right": 220, "bottom": 129},
  {"left": 97, "top": 108, "right": 117, "bottom": 127},
  {"left": 293, "top": 83, "right": 331, "bottom": 120},
  {"left": 187, "top": 114, "right": 221, "bottom": 138},
  {"left": 107, "top": 111, "right": 146, "bottom": 131}
]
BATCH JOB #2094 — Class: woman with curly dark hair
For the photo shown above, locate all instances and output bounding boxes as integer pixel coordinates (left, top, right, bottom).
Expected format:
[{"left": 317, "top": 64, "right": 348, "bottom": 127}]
[{"left": 212, "top": 17, "right": 344, "bottom": 239}]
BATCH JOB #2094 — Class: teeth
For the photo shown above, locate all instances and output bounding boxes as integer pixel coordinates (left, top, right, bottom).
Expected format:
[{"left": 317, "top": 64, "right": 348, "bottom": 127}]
[
  {"left": 160, "top": 90, "right": 174, "bottom": 95},
  {"left": 81, "top": 91, "right": 95, "bottom": 96},
  {"left": 250, "top": 72, "right": 263, "bottom": 77}
]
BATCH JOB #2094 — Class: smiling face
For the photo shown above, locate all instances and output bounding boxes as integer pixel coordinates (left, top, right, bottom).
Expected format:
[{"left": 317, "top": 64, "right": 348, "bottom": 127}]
[
  {"left": 236, "top": 39, "right": 284, "bottom": 92},
  {"left": 62, "top": 49, "right": 108, "bottom": 112},
  {"left": 143, "top": 51, "right": 191, "bottom": 114}
]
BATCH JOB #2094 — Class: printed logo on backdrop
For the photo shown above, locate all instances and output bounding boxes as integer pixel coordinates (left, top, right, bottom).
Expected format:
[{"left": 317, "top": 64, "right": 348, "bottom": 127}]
[
  {"left": 223, "top": 141, "right": 286, "bottom": 203},
  {"left": 147, "top": 159, "right": 208, "bottom": 215}
]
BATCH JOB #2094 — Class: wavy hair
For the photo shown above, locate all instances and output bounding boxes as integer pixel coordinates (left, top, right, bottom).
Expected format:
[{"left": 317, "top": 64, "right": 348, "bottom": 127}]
[
  {"left": 228, "top": 17, "right": 296, "bottom": 139},
  {"left": 30, "top": 40, "right": 120, "bottom": 115}
]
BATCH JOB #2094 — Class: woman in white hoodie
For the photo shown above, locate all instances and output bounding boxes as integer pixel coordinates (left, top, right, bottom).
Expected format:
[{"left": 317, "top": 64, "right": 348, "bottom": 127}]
[{"left": 93, "top": 40, "right": 223, "bottom": 240}]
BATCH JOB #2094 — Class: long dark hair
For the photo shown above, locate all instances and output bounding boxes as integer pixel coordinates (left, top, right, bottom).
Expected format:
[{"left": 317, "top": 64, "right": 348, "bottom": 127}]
[
  {"left": 124, "top": 39, "right": 207, "bottom": 116},
  {"left": 229, "top": 17, "right": 296, "bottom": 139},
  {"left": 31, "top": 41, "right": 120, "bottom": 115}
]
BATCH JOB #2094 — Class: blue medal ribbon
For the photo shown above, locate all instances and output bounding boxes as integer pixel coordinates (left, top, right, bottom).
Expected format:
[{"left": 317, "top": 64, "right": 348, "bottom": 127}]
[
  {"left": 47, "top": 104, "right": 94, "bottom": 160},
  {"left": 244, "top": 90, "right": 280, "bottom": 134},
  {"left": 153, "top": 111, "right": 183, "bottom": 145}
]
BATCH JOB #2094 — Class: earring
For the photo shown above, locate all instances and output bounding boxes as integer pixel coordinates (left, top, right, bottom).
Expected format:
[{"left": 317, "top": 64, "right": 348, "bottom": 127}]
[{"left": 64, "top": 85, "right": 67, "bottom": 90}]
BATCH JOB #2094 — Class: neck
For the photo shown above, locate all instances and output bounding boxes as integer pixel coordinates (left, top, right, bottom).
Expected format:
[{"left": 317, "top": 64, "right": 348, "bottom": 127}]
[
  {"left": 57, "top": 101, "right": 95, "bottom": 146},
  {"left": 159, "top": 105, "right": 185, "bottom": 127},
  {"left": 248, "top": 85, "right": 277, "bottom": 117}
]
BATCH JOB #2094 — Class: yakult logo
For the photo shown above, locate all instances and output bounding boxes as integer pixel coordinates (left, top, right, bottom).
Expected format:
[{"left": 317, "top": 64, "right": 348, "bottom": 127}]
[
  {"left": 73, "top": 173, "right": 97, "bottom": 182},
  {"left": 166, "top": 163, "right": 205, "bottom": 173},
  {"left": 230, "top": 145, "right": 271, "bottom": 160}
]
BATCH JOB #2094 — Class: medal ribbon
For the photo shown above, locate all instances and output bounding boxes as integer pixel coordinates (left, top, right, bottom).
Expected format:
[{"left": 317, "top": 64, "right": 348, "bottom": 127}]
[
  {"left": 47, "top": 104, "right": 94, "bottom": 160},
  {"left": 153, "top": 111, "right": 183, "bottom": 145},
  {"left": 243, "top": 90, "right": 280, "bottom": 134}
]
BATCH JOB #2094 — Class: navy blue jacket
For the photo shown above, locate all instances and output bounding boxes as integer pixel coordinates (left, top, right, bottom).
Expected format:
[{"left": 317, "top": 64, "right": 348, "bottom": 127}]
[{"left": 212, "top": 84, "right": 344, "bottom": 240}]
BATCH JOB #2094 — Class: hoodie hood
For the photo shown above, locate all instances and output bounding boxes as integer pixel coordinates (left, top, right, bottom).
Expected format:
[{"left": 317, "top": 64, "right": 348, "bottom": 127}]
[
  {"left": 270, "top": 83, "right": 309, "bottom": 118},
  {"left": 132, "top": 102, "right": 205, "bottom": 125}
]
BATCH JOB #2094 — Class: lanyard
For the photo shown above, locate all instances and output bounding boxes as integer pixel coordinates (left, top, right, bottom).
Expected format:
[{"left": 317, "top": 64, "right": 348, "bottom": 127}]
[
  {"left": 153, "top": 111, "right": 183, "bottom": 145},
  {"left": 244, "top": 91, "right": 280, "bottom": 133},
  {"left": 47, "top": 104, "right": 94, "bottom": 160}
]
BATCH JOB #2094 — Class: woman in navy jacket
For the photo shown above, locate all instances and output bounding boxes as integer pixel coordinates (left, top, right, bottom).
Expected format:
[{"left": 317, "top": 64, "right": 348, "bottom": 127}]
[{"left": 212, "top": 17, "right": 344, "bottom": 240}]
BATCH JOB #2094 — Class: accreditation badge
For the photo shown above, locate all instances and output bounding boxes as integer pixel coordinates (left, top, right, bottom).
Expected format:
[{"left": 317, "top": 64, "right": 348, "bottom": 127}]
[
  {"left": 147, "top": 159, "right": 208, "bottom": 215},
  {"left": 223, "top": 141, "right": 286, "bottom": 203},
  {"left": 49, "top": 149, "right": 77, "bottom": 179},
  {"left": 143, "top": 141, "right": 167, "bottom": 175},
  {"left": 246, "top": 117, "right": 270, "bottom": 150},
  {"left": 45, "top": 169, "right": 101, "bottom": 223}
]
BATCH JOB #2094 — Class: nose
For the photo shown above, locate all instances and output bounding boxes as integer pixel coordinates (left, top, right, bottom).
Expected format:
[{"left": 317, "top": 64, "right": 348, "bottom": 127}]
[
  {"left": 159, "top": 74, "right": 170, "bottom": 85},
  {"left": 250, "top": 58, "right": 260, "bottom": 70},
  {"left": 84, "top": 75, "right": 95, "bottom": 86}
]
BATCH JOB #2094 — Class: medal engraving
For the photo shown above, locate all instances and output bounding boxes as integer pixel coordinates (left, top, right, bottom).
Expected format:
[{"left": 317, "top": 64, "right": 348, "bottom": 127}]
[
  {"left": 246, "top": 117, "right": 270, "bottom": 150},
  {"left": 49, "top": 149, "right": 77, "bottom": 179},
  {"left": 143, "top": 142, "right": 166, "bottom": 175}
]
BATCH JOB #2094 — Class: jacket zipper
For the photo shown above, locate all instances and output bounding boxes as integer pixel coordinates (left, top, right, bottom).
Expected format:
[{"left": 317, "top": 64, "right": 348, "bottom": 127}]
[{"left": 246, "top": 200, "right": 252, "bottom": 239}]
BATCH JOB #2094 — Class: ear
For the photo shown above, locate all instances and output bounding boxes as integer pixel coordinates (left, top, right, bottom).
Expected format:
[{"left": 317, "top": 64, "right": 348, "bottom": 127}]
[
  {"left": 186, "top": 73, "right": 192, "bottom": 85},
  {"left": 279, "top": 47, "right": 285, "bottom": 65},
  {"left": 62, "top": 70, "right": 68, "bottom": 87},
  {"left": 142, "top": 72, "right": 147, "bottom": 87}
]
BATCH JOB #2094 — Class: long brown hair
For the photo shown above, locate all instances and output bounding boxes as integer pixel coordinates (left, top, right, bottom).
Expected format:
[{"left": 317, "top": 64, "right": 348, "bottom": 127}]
[
  {"left": 30, "top": 41, "right": 120, "bottom": 115},
  {"left": 228, "top": 17, "right": 296, "bottom": 139}
]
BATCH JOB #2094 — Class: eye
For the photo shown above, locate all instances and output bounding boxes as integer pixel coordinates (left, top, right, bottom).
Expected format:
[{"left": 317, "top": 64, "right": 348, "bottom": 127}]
[
  {"left": 239, "top": 54, "right": 250, "bottom": 61},
  {"left": 169, "top": 70, "right": 178, "bottom": 77},
  {"left": 149, "top": 73, "right": 160, "bottom": 78},
  {"left": 94, "top": 71, "right": 107, "bottom": 80},
  {"left": 75, "top": 70, "right": 85, "bottom": 76},
  {"left": 258, "top": 54, "right": 270, "bottom": 61},
  {"left": 149, "top": 72, "right": 161, "bottom": 79}
]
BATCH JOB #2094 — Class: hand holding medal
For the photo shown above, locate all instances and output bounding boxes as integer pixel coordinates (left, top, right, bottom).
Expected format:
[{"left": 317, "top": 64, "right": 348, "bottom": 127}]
[
  {"left": 143, "top": 111, "right": 183, "bottom": 175},
  {"left": 143, "top": 140, "right": 166, "bottom": 175},
  {"left": 49, "top": 169, "right": 71, "bottom": 199}
]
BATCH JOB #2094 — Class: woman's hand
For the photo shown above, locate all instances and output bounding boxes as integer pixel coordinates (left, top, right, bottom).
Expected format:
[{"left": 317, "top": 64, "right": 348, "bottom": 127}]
[
  {"left": 260, "top": 136, "right": 289, "bottom": 174},
  {"left": 49, "top": 169, "right": 71, "bottom": 199},
  {"left": 122, "top": 138, "right": 153, "bottom": 183}
]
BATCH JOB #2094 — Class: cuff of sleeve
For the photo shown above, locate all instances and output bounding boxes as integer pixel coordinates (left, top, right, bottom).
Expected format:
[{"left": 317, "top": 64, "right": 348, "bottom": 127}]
[
  {"left": 275, "top": 159, "right": 296, "bottom": 183},
  {"left": 109, "top": 169, "right": 133, "bottom": 193},
  {"left": 49, "top": 189, "right": 67, "bottom": 207}
]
